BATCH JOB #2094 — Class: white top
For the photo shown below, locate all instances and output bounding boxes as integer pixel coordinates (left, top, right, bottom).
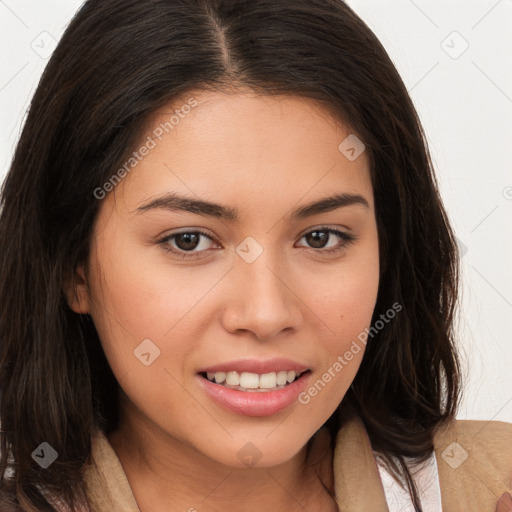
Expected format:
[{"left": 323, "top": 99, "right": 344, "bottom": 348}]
[{"left": 375, "top": 451, "right": 442, "bottom": 511}]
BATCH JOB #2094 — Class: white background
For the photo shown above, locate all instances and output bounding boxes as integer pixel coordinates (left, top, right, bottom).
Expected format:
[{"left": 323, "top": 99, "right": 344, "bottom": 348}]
[{"left": 1, "top": 1, "right": 511, "bottom": 422}]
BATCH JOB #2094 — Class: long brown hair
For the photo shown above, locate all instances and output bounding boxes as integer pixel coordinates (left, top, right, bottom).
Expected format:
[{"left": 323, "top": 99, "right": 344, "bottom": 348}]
[{"left": 0, "top": 0, "right": 461, "bottom": 510}]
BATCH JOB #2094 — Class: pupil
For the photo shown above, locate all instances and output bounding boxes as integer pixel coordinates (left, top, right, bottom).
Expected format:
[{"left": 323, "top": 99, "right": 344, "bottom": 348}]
[
  {"left": 176, "top": 233, "right": 199, "bottom": 251},
  {"left": 307, "top": 230, "right": 328, "bottom": 249}
]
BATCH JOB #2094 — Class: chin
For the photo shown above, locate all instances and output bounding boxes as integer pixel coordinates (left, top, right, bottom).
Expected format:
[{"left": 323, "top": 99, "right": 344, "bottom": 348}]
[{"left": 197, "top": 434, "right": 309, "bottom": 470}]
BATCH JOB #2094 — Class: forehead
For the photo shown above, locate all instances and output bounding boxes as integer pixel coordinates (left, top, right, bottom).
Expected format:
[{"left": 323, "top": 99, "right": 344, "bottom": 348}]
[{"left": 106, "top": 89, "right": 373, "bottom": 219}]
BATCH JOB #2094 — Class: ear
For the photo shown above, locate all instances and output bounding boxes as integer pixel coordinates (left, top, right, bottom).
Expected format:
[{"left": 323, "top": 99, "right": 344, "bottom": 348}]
[{"left": 63, "top": 263, "right": 91, "bottom": 314}]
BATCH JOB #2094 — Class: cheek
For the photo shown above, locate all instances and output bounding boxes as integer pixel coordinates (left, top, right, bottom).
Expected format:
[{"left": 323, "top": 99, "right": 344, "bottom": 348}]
[
  {"left": 296, "top": 284, "right": 376, "bottom": 414},
  {"left": 86, "top": 233, "right": 237, "bottom": 402},
  {"left": 87, "top": 234, "right": 212, "bottom": 344},
  {"left": 316, "top": 275, "right": 377, "bottom": 369},
  {"left": 300, "top": 243, "right": 379, "bottom": 407},
  {"left": 310, "top": 240, "right": 380, "bottom": 342},
  {"left": 85, "top": 242, "right": 204, "bottom": 425}
]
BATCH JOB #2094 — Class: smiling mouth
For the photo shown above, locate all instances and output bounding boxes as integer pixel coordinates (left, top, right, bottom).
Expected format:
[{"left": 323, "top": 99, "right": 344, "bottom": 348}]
[{"left": 199, "top": 369, "right": 311, "bottom": 392}]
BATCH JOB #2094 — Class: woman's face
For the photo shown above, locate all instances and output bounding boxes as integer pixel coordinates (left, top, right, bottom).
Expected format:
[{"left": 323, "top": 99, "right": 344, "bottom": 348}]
[{"left": 70, "top": 89, "right": 379, "bottom": 467}]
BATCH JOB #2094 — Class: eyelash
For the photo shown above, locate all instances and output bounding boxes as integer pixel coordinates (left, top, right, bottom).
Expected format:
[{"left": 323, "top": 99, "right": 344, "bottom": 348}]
[{"left": 157, "top": 227, "right": 356, "bottom": 260}]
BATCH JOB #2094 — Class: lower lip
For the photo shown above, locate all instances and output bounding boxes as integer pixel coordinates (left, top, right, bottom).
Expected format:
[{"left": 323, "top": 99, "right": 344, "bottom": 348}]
[{"left": 197, "top": 372, "right": 311, "bottom": 417}]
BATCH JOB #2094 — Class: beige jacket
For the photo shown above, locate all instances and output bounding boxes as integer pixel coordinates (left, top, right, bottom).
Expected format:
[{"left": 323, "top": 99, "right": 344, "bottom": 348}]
[{"left": 81, "top": 415, "right": 512, "bottom": 511}]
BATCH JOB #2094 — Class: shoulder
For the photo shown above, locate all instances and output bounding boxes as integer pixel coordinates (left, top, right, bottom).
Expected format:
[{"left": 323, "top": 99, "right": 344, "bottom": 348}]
[
  {"left": 435, "top": 416, "right": 512, "bottom": 439},
  {"left": 433, "top": 417, "right": 512, "bottom": 469},
  {"left": 433, "top": 418, "right": 512, "bottom": 510},
  {"left": 332, "top": 414, "right": 512, "bottom": 511}
]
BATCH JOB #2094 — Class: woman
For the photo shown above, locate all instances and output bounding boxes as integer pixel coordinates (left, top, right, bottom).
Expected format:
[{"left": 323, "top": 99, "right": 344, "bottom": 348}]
[{"left": 1, "top": 0, "right": 511, "bottom": 511}]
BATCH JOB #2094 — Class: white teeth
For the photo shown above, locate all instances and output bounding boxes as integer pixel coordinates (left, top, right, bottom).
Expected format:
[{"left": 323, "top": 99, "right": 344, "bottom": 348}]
[
  {"left": 214, "top": 371, "right": 226, "bottom": 384},
  {"left": 225, "top": 371, "right": 240, "bottom": 386},
  {"left": 276, "top": 371, "right": 288, "bottom": 386},
  {"left": 204, "top": 370, "right": 305, "bottom": 390},
  {"left": 239, "top": 372, "right": 259, "bottom": 389},
  {"left": 259, "top": 372, "right": 277, "bottom": 389}
]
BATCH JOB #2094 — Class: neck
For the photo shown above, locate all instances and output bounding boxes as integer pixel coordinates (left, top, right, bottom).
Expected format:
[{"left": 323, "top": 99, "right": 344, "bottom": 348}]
[{"left": 107, "top": 403, "right": 336, "bottom": 511}]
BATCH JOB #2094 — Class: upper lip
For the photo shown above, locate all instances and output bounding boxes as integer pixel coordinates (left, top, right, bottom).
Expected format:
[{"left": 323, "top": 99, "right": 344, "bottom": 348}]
[{"left": 197, "top": 358, "right": 310, "bottom": 375}]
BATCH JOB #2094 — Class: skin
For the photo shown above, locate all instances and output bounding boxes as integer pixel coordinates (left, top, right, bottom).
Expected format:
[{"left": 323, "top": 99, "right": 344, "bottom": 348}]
[{"left": 67, "top": 88, "right": 380, "bottom": 511}]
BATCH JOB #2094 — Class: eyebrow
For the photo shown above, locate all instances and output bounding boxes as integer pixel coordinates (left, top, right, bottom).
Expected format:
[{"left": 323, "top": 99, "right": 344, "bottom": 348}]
[{"left": 134, "top": 192, "right": 370, "bottom": 221}]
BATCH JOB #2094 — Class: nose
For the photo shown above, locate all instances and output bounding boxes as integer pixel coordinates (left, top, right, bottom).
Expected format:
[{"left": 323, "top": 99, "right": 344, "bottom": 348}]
[{"left": 221, "top": 247, "right": 304, "bottom": 340}]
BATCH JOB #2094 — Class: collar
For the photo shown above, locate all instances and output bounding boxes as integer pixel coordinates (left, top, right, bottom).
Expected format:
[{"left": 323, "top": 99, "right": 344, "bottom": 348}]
[
  {"left": 333, "top": 413, "right": 512, "bottom": 511},
  {"left": 83, "top": 415, "right": 512, "bottom": 511}
]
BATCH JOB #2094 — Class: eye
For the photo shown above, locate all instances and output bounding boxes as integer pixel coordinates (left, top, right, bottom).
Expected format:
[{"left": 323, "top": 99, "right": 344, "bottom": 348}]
[
  {"left": 158, "top": 229, "right": 219, "bottom": 259},
  {"left": 296, "top": 227, "right": 356, "bottom": 255},
  {"left": 157, "top": 226, "right": 356, "bottom": 260}
]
